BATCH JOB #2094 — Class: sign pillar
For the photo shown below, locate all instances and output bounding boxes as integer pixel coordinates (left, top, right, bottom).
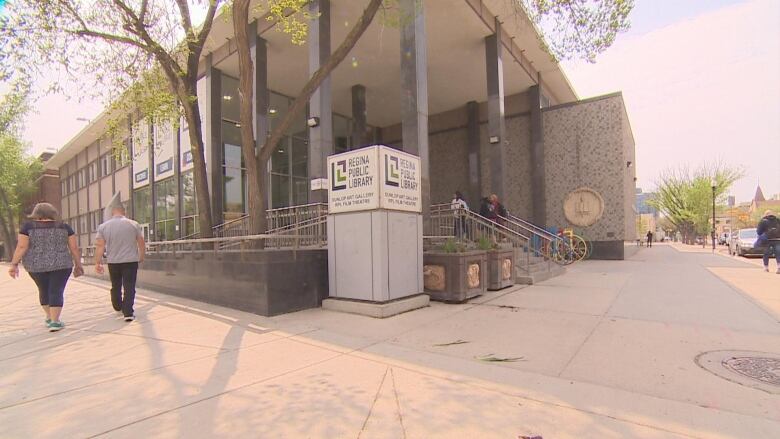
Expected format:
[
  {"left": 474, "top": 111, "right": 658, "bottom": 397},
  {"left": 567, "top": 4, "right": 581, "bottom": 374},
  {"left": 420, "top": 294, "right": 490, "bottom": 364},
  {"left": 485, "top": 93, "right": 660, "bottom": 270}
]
[{"left": 324, "top": 145, "right": 428, "bottom": 317}]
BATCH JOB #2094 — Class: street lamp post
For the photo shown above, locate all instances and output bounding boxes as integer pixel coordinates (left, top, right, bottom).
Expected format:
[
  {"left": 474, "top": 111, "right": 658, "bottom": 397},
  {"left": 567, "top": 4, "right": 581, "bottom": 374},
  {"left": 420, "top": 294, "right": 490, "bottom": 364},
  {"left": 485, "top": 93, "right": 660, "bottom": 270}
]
[{"left": 711, "top": 178, "right": 717, "bottom": 252}]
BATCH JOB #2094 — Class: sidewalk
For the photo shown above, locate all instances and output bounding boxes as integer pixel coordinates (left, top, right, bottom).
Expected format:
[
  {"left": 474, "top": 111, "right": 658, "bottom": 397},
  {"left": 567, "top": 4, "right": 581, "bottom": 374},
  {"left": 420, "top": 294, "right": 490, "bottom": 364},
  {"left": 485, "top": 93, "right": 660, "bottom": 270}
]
[{"left": 1, "top": 244, "right": 779, "bottom": 438}]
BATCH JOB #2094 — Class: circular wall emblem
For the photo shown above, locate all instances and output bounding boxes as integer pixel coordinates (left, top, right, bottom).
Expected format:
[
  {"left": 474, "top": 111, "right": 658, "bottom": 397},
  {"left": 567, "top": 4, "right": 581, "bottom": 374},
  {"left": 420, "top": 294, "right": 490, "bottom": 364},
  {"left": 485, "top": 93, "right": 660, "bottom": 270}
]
[{"left": 563, "top": 187, "right": 605, "bottom": 227}]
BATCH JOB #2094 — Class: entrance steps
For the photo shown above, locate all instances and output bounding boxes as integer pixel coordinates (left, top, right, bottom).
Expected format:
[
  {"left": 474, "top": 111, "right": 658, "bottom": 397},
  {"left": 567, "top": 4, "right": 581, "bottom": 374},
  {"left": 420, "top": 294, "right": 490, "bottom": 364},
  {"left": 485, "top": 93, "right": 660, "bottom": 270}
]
[{"left": 514, "top": 250, "right": 566, "bottom": 285}]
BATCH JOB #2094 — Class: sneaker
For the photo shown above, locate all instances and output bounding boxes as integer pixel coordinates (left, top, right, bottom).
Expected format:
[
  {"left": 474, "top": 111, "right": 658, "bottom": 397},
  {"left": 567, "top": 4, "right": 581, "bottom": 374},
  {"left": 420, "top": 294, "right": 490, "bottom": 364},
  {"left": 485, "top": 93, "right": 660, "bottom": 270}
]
[
  {"left": 48, "top": 321, "right": 64, "bottom": 332},
  {"left": 124, "top": 315, "right": 135, "bottom": 322},
  {"left": 45, "top": 318, "right": 51, "bottom": 327},
  {"left": 776, "top": 267, "right": 780, "bottom": 275}
]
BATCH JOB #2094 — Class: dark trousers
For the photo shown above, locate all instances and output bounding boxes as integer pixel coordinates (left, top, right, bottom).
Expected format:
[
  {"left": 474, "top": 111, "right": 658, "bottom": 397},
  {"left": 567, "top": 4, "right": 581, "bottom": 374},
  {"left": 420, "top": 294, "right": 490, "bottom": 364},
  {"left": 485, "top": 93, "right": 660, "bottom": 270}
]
[
  {"left": 108, "top": 262, "right": 138, "bottom": 317},
  {"left": 763, "top": 242, "right": 780, "bottom": 266},
  {"left": 29, "top": 268, "right": 72, "bottom": 307}
]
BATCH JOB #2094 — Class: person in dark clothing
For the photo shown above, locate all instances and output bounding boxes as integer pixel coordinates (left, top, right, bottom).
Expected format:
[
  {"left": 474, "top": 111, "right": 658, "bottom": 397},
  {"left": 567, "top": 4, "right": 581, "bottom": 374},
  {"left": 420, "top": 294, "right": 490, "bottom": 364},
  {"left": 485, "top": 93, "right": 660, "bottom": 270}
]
[
  {"left": 756, "top": 210, "right": 780, "bottom": 274},
  {"left": 489, "top": 194, "right": 507, "bottom": 222},
  {"left": 646, "top": 230, "right": 654, "bottom": 248},
  {"left": 479, "top": 197, "right": 494, "bottom": 220}
]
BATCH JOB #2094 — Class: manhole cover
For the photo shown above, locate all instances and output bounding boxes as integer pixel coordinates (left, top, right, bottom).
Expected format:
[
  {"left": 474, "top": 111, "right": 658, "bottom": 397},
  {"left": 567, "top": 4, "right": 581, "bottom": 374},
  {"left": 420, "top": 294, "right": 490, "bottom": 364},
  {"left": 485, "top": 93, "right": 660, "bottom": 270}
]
[
  {"left": 696, "top": 350, "right": 780, "bottom": 394},
  {"left": 722, "top": 357, "right": 780, "bottom": 386}
]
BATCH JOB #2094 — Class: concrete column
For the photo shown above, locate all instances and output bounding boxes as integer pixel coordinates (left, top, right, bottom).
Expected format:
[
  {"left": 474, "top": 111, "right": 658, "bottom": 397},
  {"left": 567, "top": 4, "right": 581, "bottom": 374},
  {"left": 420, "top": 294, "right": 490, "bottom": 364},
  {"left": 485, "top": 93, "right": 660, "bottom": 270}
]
[
  {"left": 308, "top": 0, "right": 333, "bottom": 203},
  {"left": 399, "top": 0, "right": 430, "bottom": 212},
  {"left": 485, "top": 19, "right": 507, "bottom": 201},
  {"left": 351, "top": 84, "right": 367, "bottom": 149},
  {"left": 206, "top": 57, "right": 223, "bottom": 225},
  {"left": 466, "top": 101, "right": 481, "bottom": 208},
  {"left": 529, "top": 76, "right": 546, "bottom": 226}
]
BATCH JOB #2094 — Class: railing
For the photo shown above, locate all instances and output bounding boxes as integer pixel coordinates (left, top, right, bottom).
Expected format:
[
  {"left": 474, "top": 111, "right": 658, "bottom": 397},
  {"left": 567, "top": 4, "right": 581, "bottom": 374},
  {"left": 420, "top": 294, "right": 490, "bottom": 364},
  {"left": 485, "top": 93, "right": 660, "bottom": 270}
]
[
  {"left": 148, "top": 233, "right": 327, "bottom": 255},
  {"left": 425, "top": 204, "right": 573, "bottom": 275},
  {"left": 209, "top": 203, "right": 329, "bottom": 238},
  {"left": 504, "top": 213, "right": 573, "bottom": 263}
]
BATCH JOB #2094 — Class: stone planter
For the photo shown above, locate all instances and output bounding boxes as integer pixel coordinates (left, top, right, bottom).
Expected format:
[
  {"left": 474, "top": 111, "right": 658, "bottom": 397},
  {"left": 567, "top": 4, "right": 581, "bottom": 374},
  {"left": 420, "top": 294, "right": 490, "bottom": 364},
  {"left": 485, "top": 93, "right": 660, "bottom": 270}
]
[
  {"left": 486, "top": 247, "right": 515, "bottom": 291},
  {"left": 423, "top": 250, "right": 487, "bottom": 303}
]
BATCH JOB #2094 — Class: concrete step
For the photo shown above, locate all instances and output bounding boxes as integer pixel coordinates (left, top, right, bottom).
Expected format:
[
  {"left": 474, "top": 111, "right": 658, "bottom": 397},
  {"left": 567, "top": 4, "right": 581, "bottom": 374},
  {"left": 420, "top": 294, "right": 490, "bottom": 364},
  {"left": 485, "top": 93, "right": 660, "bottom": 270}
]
[{"left": 515, "top": 263, "right": 566, "bottom": 285}]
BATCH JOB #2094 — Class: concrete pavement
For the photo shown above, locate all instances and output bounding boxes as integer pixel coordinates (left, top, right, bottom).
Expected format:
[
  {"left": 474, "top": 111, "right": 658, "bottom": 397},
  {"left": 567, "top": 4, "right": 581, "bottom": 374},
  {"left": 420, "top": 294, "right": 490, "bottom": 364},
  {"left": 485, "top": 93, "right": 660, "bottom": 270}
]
[{"left": 1, "top": 243, "right": 778, "bottom": 438}]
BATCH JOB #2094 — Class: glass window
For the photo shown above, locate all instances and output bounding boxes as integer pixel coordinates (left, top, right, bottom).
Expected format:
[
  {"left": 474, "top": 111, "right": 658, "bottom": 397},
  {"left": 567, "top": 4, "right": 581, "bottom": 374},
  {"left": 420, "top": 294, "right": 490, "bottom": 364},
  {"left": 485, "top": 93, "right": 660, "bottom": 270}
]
[
  {"left": 271, "top": 138, "right": 289, "bottom": 174},
  {"left": 133, "top": 187, "right": 151, "bottom": 225},
  {"left": 154, "top": 177, "right": 177, "bottom": 241},
  {"left": 61, "top": 181, "right": 67, "bottom": 197},
  {"left": 223, "top": 166, "right": 245, "bottom": 213},
  {"left": 100, "top": 154, "right": 114, "bottom": 177},
  {"left": 291, "top": 137, "right": 308, "bottom": 178},
  {"left": 182, "top": 171, "right": 197, "bottom": 217},
  {"left": 221, "top": 75, "right": 239, "bottom": 122},
  {"left": 79, "top": 215, "right": 88, "bottom": 236},
  {"left": 88, "top": 161, "right": 97, "bottom": 184},
  {"left": 334, "top": 114, "right": 351, "bottom": 152},
  {"left": 269, "top": 92, "right": 290, "bottom": 132},
  {"left": 271, "top": 174, "right": 290, "bottom": 209}
]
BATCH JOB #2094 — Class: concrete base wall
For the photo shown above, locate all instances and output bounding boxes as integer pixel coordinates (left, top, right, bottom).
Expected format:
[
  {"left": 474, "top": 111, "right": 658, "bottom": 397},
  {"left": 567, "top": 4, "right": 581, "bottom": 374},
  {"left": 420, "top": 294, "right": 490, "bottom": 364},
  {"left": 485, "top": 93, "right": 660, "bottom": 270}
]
[
  {"left": 137, "top": 249, "right": 328, "bottom": 316},
  {"left": 589, "top": 241, "right": 626, "bottom": 260}
]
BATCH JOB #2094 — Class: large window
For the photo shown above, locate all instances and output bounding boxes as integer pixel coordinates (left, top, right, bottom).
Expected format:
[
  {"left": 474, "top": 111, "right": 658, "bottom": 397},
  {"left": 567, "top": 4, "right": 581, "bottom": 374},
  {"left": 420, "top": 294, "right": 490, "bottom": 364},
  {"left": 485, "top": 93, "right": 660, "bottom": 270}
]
[
  {"left": 181, "top": 171, "right": 198, "bottom": 238},
  {"left": 100, "top": 153, "right": 114, "bottom": 178},
  {"left": 154, "top": 177, "right": 176, "bottom": 241},
  {"left": 133, "top": 187, "right": 151, "bottom": 226},
  {"left": 222, "top": 122, "right": 246, "bottom": 219}
]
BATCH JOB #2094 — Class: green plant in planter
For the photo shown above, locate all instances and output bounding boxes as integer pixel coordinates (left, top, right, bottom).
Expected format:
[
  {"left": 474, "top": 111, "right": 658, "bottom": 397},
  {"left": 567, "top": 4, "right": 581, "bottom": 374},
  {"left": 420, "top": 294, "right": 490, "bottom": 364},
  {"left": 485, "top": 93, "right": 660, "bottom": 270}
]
[
  {"left": 442, "top": 238, "right": 467, "bottom": 253},
  {"left": 477, "top": 236, "right": 497, "bottom": 251}
]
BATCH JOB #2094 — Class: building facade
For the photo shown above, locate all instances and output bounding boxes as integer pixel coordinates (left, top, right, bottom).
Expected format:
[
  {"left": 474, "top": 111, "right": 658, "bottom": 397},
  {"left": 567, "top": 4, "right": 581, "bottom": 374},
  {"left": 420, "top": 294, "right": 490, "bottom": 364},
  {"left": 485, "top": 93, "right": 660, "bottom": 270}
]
[{"left": 44, "top": 0, "right": 637, "bottom": 259}]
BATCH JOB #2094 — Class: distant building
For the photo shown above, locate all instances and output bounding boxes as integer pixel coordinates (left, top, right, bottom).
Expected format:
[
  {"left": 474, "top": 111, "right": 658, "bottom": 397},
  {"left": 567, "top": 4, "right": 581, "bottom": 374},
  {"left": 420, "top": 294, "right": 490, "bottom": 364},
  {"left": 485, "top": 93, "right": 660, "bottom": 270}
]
[
  {"left": 749, "top": 185, "right": 780, "bottom": 215},
  {"left": 635, "top": 188, "right": 657, "bottom": 215}
]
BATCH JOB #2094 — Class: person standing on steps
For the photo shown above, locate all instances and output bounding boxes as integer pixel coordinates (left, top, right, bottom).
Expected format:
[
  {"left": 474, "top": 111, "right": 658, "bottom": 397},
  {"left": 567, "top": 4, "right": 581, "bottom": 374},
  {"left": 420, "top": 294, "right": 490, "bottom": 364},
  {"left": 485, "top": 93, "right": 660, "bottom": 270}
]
[
  {"left": 450, "top": 191, "right": 469, "bottom": 239},
  {"left": 756, "top": 210, "right": 780, "bottom": 274},
  {"left": 646, "top": 230, "right": 654, "bottom": 248},
  {"left": 7, "top": 203, "right": 83, "bottom": 332},
  {"left": 94, "top": 198, "right": 145, "bottom": 321}
]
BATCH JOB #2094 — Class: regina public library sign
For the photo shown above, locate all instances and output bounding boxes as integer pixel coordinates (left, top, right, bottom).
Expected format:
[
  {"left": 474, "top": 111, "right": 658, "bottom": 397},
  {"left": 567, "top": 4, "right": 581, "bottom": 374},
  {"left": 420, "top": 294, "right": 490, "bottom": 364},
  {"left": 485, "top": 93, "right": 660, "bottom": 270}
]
[{"left": 326, "top": 145, "right": 421, "bottom": 214}]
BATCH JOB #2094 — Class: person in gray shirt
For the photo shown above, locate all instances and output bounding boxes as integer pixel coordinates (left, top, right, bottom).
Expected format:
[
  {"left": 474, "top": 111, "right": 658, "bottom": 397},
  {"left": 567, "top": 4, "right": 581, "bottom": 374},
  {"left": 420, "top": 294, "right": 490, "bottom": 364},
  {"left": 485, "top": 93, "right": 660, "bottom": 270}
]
[{"left": 95, "top": 204, "right": 145, "bottom": 321}]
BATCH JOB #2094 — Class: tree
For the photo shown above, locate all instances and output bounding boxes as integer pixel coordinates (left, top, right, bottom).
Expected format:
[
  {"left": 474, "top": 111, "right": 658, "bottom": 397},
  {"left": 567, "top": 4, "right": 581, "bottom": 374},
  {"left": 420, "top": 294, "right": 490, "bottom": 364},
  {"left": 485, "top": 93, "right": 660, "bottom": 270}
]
[
  {"left": 648, "top": 164, "right": 744, "bottom": 244},
  {"left": 512, "top": 0, "right": 635, "bottom": 63},
  {"left": 1, "top": 0, "right": 221, "bottom": 237},
  {"left": 0, "top": 83, "right": 42, "bottom": 260},
  {"left": 231, "top": 0, "right": 383, "bottom": 234}
]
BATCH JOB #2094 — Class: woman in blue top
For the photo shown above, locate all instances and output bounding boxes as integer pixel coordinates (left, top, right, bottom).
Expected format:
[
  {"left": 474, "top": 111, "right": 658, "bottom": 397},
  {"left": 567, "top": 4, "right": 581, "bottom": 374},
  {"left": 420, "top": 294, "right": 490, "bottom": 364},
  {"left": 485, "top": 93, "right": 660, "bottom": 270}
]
[{"left": 7, "top": 203, "right": 83, "bottom": 332}]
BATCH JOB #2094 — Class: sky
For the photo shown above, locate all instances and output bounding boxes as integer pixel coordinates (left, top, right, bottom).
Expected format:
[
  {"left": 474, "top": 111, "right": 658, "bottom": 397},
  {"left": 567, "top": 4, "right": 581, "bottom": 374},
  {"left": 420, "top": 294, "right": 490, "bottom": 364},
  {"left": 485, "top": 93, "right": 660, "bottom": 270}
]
[
  {"left": 3, "top": 0, "right": 779, "bottom": 204},
  {"left": 562, "top": 0, "right": 780, "bottom": 203}
]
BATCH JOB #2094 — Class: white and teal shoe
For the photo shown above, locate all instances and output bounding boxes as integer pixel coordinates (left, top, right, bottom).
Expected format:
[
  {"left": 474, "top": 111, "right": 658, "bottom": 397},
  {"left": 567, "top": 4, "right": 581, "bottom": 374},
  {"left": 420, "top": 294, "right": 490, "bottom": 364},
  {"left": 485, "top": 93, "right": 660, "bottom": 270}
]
[
  {"left": 48, "top": 321, "right": 65, "bottom": 332},
  {"left": 44, "top": 318, "right": 51, "bottom": 327}
]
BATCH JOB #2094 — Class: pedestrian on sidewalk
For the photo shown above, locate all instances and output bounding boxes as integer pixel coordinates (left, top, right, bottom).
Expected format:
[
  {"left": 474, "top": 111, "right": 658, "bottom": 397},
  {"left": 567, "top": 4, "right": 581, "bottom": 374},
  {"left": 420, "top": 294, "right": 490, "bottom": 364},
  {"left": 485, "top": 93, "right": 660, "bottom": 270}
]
[
  {"left": 646, "top": 230, "right": 654, "bottom": 248},
  {"left": 6, "top": 203, "right": 83, "bottom": 332},
  {"left": 756, "top": 210, "right": 780, "bottom": 274},
  {"left": 94, "top": 200, "right": 145, "bottom": 321}
]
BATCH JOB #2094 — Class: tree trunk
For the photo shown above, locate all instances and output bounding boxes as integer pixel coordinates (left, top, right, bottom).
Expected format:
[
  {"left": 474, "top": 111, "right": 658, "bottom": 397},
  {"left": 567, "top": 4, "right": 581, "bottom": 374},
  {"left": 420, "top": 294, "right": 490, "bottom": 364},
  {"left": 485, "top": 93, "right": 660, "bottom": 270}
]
[
  {"left": 0, "top": 187, "right": 18, "bottom": 260},
  {"left": 233, "top": 0, "right": 266, "bottom": 236},
  {"left": 179, "top": 82, "right": 215, "bottom": 238}
]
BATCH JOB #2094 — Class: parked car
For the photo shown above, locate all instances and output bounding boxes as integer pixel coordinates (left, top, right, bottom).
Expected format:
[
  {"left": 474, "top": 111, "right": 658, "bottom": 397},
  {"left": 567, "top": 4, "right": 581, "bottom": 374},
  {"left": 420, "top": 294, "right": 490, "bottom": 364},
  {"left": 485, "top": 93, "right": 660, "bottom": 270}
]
[
  {"left": 729, "top": 228, "right": 762, "bottom": 257},
  {"left": 718, "top": 233, "right": 729, "bottom": 246}
]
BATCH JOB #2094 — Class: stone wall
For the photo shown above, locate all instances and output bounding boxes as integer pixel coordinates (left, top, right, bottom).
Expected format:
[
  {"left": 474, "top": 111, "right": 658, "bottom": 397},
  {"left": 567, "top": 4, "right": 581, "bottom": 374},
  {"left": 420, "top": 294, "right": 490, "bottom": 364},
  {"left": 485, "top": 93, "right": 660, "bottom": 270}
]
[{"left": 542, "top": 93, "right": 636, "bottom": 257}]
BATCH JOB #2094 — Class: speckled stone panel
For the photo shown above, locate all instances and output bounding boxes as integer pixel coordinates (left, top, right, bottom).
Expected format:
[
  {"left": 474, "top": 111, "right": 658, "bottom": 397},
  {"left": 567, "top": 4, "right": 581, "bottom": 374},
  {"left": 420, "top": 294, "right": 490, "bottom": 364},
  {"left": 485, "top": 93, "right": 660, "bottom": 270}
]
[
  {"left": 542, "top": 94, "right": 635, "bottom": 241},
  {"left": 429, "top": 128, "right": 470, "bottom": 205},
  {"left": 477, "top": 115, "right": 533, "bottom": 217}
]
